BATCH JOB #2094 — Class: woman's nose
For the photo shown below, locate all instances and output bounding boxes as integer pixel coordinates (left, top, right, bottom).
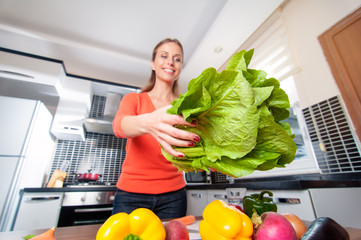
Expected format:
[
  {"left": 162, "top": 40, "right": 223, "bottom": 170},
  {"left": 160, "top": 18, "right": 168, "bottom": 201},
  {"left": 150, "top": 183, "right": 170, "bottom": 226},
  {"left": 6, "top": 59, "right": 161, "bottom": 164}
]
[{"left": 166, "top": 57, "right": 174, "bottom": 65}]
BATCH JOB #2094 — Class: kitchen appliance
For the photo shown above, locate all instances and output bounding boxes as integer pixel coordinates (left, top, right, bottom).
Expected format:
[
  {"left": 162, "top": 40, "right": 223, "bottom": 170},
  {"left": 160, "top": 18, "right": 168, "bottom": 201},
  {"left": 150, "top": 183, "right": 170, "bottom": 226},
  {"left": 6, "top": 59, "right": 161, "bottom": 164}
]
[
  {"left": 185, "top": 171, "right": 211, "bottom": 184},
  {"left": 0, "top": 96, "right": 55, "bottom": 232},
  {"left": 83, "top": 92, "right": 122, "bottom": 135},
  {"left": 12, "top": 192, "right": 64, "bottom": 231},
  {"left": 57, "top": 189, "right": 116, "bottom": 227}
]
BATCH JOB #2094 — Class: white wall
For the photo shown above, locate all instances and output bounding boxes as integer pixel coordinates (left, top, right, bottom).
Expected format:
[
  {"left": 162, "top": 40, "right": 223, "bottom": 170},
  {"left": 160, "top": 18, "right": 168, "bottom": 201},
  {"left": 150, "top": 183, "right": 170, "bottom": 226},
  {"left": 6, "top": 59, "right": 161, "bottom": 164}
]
[{"left": 281, "top": 0, "right": 361, "bottom": 109}]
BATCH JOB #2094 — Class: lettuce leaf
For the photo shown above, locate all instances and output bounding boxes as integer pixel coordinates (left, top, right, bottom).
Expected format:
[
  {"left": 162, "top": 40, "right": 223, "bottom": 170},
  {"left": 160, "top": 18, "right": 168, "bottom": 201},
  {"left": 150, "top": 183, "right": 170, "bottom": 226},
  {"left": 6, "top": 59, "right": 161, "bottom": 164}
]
[{"left": 164, "top": 49, "right": 297, "bottom": 178}]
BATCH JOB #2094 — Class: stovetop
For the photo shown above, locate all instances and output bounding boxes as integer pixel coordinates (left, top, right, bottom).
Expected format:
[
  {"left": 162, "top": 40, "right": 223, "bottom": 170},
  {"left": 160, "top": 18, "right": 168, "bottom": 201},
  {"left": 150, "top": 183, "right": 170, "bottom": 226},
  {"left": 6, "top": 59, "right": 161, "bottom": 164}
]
[
  {"left": 66, "top": 184, "right": 116, "bottom": 188},
  {"left": 64, "top": 181, "right": 116, "bottom": 188}
]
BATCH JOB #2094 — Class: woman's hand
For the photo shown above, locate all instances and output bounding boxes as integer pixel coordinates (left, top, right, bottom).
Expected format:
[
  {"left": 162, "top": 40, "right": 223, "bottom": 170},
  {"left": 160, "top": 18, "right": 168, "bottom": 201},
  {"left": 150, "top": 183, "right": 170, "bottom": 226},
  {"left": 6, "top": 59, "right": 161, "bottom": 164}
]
[{"left": 143, "top": 105, "right": 200, "bottom": 157}]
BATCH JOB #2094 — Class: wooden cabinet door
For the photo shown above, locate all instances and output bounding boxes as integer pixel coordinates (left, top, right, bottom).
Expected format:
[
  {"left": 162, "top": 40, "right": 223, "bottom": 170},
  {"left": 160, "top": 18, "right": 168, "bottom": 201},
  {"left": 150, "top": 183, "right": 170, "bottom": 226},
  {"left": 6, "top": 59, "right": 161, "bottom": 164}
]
[{"left": 319, "top": 7, "right": 361, "bottom": 141}]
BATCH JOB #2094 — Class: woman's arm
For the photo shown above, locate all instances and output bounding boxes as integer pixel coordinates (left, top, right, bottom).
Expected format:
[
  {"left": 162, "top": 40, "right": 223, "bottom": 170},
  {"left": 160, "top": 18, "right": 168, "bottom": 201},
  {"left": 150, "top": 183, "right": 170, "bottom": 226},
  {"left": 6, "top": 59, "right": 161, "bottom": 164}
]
[
  {"left": 120, "top": 105, "right": 199, "bottom": 157},
  {"left": 112, "top": 93, "right": 199, "bottom": 157}
]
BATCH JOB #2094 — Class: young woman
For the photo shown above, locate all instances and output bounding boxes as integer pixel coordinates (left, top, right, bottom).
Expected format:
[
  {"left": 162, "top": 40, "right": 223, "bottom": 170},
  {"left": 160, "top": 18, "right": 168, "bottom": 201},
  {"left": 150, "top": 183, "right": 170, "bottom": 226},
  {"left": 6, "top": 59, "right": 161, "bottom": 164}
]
[{"left": 112, "top": 38, "right": 200, "bottom": 218}]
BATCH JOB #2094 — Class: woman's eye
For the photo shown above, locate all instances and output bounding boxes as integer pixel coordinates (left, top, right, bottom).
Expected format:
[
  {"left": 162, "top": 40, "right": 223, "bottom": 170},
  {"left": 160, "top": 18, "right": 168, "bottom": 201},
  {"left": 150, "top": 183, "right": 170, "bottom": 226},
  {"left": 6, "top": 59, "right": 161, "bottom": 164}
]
[{"left": 175, "top": 57, "right": 182, "bottom": 62}]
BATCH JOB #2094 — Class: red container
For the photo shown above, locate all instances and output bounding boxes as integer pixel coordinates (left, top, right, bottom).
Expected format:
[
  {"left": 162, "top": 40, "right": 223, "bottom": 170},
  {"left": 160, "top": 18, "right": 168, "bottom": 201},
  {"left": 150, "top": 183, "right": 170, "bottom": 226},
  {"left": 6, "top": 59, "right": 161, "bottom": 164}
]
[{"left": 75, "top": 172, "right": 101, "bottom": 181}]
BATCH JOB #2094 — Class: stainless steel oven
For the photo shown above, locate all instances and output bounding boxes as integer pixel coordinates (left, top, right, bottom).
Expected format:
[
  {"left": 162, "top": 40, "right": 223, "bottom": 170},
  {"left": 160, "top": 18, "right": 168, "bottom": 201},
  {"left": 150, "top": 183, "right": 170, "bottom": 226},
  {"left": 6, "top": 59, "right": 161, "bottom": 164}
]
[{"left": 57, "top": 191, "right": 115, "bottom": 227}]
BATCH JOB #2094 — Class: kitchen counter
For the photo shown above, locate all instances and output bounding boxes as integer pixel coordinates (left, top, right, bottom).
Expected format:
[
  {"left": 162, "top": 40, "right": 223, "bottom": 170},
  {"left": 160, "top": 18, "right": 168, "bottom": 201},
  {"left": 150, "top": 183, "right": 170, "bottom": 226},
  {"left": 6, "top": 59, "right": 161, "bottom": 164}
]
[
  {"left": 187, "top": 172, "right": 361, "bottom": 190},
  {"left": 22, "top": 179, "right": 361, "bottom": 193},
  {"left": 0, "top": 221, "right": 201, "bottom": 240},
  {"left": 22, "top": 185, "right": 117, "bottom": 193},
  {"left": 1, "top": 220, "right": 361, "bottom": 240},
  {"left": 186, "top": 179, "right": 361, "bottom": 190},
  {"left": 21, "top": 172, "right": 361, "bottom": 194}
]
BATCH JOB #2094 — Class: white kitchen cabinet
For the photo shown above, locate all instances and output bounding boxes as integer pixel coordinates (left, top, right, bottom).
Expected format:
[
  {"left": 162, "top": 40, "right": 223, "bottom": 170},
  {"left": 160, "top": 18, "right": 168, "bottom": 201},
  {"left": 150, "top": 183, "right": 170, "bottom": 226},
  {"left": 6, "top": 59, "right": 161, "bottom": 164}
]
[
  {"left": 186, "top": 190, "right": 208, "bottom": 216},
  {"left": 187, "top": 188, "right": 246, "bottom": 216},
  {"left": 0, "top": 51, "right": 64, "bottom": 91},
  {"left": 309, "top": 188, "right": 361, "bottom": 229},
  {"left": 245, "top": 189, "right": 316, "bottom": 221},
  {"left": 206, "top": 189, "right": 227, "bottom": 203},
  {"left": 13, "top": 192, "right": 64, "bottom": 231},
  {"left": 226, "top": 188, "right": 247, "bottom": 205}
]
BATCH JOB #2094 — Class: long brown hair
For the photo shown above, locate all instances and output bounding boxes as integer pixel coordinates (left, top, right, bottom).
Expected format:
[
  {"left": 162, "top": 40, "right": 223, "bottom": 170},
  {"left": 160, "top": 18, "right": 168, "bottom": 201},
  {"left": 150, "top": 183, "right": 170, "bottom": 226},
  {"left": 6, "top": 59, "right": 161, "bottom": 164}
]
[{"left": 141, "top": 38, "right": 184, "bottom": 96}]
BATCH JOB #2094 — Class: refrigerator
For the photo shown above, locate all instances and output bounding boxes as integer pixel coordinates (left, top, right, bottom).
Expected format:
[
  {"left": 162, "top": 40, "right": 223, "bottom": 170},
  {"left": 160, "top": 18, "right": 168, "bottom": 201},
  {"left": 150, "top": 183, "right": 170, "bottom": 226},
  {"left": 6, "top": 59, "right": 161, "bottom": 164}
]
[{"left": 0, "top": 96, "right": 55, "bottom": 232}]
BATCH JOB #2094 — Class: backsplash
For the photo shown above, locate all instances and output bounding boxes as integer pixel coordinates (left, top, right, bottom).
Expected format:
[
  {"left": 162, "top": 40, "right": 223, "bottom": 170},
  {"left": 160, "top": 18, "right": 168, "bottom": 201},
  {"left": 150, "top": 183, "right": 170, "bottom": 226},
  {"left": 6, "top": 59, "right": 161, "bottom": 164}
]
[
  {"left": 51, "top": 133, "right": 126, "bottom": 185},
  {"left": 48, "top": 95, "right": 126, "bottom": 185},
  {"left": 303, "top": 96, "right": 361, "bottom": 174}
]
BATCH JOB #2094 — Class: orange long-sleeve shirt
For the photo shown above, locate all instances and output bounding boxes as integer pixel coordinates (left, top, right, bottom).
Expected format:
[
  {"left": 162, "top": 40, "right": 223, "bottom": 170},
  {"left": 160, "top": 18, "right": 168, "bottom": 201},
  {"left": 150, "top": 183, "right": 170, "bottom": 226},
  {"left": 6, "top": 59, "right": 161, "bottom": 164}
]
[{"left": 112, "top": 92, "right": 185, "bottom": 194}]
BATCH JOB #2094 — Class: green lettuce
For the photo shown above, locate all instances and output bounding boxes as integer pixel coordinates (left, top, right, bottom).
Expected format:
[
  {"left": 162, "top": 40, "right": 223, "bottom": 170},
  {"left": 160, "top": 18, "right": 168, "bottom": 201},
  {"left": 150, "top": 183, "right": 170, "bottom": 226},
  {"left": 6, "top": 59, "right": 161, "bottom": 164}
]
[{"left": 163, "top": 49, "right": 297, "bottom": 178}]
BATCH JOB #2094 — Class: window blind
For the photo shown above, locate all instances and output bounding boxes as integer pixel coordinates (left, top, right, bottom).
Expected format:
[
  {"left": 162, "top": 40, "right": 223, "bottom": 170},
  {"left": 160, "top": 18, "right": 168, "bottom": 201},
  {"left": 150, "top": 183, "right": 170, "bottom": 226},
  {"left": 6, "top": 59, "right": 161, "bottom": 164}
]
[
  {"left": 216, "top": 9, "right": 321, "bottom": 179},
  {"left": 236, "top": 10, "right": 300, "bottom": 81}
]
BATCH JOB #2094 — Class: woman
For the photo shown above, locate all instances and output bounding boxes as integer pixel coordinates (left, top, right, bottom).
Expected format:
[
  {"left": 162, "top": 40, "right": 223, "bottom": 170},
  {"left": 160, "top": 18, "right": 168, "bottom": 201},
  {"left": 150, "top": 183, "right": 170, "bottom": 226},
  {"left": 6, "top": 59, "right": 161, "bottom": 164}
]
[{"left": 112, "top": 38, "right": 200, "bottom": 218}]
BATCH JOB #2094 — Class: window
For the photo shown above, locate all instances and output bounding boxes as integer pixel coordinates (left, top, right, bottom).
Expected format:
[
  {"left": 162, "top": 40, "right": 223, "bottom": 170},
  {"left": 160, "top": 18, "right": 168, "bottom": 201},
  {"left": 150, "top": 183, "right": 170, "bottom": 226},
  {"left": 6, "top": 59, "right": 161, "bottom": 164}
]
[{"left": 229, "top": 10, "right": 320, "bottom": 178}]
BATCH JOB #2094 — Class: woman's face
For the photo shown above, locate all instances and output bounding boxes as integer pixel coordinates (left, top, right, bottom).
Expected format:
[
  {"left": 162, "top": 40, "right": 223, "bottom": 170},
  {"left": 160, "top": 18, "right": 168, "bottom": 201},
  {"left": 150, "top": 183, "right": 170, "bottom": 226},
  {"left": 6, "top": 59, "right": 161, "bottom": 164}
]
[{"left": 151, "top": 42, "right": 183, "bottom": 84}]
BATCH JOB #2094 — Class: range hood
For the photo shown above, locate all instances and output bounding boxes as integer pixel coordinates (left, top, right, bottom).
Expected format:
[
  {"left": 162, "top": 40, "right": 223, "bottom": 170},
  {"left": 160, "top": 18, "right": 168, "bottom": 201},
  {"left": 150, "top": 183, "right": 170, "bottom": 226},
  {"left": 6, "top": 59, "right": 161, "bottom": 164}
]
[{"left": 84, "top": 92, "right": 122, "bottom": 135}]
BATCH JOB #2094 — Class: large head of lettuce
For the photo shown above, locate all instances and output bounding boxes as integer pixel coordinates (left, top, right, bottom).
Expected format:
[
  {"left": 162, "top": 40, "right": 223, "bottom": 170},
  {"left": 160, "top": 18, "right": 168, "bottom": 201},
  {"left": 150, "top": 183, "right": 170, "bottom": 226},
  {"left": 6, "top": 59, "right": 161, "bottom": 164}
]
[{"left": 162, "top": 49, "right": 297, "bottom": 178}]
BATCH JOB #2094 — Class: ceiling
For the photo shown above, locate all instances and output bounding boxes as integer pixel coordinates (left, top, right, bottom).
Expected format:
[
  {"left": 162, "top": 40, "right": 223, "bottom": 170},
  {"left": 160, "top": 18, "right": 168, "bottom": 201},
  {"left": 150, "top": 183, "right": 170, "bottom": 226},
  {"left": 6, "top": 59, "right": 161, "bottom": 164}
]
[{"left": 0, "top": 0, "right": 284, "bottom": 94}]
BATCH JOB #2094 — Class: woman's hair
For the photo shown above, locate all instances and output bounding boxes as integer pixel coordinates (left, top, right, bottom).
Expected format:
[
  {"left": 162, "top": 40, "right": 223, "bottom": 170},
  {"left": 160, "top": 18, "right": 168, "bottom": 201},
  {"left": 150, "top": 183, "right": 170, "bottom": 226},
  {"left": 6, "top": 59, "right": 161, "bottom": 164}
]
[{"left": 141, "top": 38, "right": 184, "bottom": 96}]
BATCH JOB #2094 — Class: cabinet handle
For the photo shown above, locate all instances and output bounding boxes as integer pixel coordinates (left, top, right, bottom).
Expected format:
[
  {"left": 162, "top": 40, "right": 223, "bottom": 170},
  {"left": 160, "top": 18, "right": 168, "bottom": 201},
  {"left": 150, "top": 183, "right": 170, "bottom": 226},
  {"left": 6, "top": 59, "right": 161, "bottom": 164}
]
[
  {"left": 214, "top": 194, "right": 227, "bottom": 199},
  {"left": 0, "top": 70, "right": 35, "bottom": 79},
  {"left": 276, "top": 198, "right": 301, "bottom": 204},
  {"left": 74, "top": 207, "right": 113, "bottom": 213},
  {"left": 191, "top": 193, "right": 203, "bottom": 198},
  {"left": 27, "top": 196, "right": 60, "bottom": 201}
]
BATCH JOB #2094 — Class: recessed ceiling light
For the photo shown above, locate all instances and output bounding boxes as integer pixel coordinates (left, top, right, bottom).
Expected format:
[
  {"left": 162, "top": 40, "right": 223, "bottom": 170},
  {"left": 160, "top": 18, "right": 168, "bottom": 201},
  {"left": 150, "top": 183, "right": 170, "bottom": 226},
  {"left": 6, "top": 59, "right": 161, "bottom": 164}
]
[{"left": 214, "top": 46, "right": 223, "bottom": 53}]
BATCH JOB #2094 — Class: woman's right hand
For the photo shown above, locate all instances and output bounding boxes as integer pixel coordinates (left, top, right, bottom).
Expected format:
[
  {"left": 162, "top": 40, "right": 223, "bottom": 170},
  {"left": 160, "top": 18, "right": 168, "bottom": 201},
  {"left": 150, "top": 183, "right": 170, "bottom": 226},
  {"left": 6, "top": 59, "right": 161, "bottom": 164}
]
[
  {"left": 120, "top": 105, "right": 200, "bottom": 158},
  {"left": 143, "top": 105, "right": 200, "bottom": 157}
]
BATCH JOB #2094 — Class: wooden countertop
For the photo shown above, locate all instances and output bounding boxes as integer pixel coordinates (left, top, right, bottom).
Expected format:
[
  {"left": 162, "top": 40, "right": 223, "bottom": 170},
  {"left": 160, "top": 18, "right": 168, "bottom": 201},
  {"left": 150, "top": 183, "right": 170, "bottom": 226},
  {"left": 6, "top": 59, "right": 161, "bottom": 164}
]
[
  {"left": 0, "top": 222, "right": 202, "bottom": 240},
  {"left": 1, "top": 221, "right": 361, "bottom": 239},
  {"left": 0, "top": 224, "right": 102, "bottom": 240}
]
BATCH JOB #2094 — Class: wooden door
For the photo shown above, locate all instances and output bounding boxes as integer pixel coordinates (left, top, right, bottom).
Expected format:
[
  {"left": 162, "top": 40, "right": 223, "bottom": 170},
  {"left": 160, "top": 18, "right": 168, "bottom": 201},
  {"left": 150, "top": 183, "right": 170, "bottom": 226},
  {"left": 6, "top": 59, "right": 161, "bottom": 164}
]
[{"left": 319, "top": 7, "right": 361, "bottom": 141}]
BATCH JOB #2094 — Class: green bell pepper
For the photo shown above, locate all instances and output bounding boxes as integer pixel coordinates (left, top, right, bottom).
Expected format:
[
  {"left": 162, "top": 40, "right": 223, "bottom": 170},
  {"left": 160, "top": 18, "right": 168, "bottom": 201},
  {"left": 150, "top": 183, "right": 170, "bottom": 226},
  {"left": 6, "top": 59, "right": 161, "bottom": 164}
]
[{"left": 242, "top": 190, "right": 277, "bottom": 218}]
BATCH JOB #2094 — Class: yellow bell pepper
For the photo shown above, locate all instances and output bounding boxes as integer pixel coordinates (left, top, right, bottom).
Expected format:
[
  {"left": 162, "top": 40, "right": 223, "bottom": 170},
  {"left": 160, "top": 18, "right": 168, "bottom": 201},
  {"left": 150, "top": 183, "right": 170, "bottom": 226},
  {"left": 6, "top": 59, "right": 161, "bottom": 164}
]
[
  {"left": 96, "top": 208, "right": 166, "bottom": 240},
  {"left": 199, "top": 200, "right": 253, "bottom": 240}
]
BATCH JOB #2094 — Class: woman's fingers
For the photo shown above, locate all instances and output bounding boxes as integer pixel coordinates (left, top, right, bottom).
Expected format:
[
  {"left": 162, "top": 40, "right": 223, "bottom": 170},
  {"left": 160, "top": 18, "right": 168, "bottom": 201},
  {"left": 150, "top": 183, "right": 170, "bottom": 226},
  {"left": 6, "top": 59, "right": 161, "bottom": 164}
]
[
  {"left": 157, "top": 127, "right": 198, "bottom": 148},
  {"left": 162, "top": 122, "right": 199, "bottom": 144},
  {"left": 157, "top": 138, "right": 185, "bottom": 158},
  {"left": 147, "top": 105, "right": 201, "bottom": 157},
  {"left": 159, "top": 105, "right": 198, "bottom": 127},
  {"left": 151, "top": 107, "right": 200, "bottom": 143}
]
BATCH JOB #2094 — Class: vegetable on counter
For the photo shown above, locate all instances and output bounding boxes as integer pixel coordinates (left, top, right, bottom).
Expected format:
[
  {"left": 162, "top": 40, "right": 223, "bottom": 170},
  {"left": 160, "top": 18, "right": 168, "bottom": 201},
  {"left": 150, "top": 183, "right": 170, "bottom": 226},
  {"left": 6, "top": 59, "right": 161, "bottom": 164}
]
[
  {"left": 283, "top": 213, "right": 308, "bottom": 240},
  {"left": 199, "top": 200, "right": 253, "bottom": 240},
  {"left": 252, "top": 212, "right": 296, "bottom": 240},
  {"left": 300, "top": 217, "right": 350, "bottom": 240},
  {"left": 164, "top": 220, "right": 189, "bottom": 240},
  {"left": 243, "top": 190, "right": 277, "bottom": 218},
  {"left": 96, "top": 208, "right": 166, "bottom": 240},
  {"left": 163, "top": 48, "right": 297, "bottom": 178},
  {"left": 229, "top": 203, "right": 244, "bottom": 213},
  {"left": 171, "top": 215, "right": 196, "bottom": 226},
  {"left": 24, "top": 227, "right": 56, "bottom": 240},
  {"left": 23, "top": 235, "right": 36, "bottom": 240}
]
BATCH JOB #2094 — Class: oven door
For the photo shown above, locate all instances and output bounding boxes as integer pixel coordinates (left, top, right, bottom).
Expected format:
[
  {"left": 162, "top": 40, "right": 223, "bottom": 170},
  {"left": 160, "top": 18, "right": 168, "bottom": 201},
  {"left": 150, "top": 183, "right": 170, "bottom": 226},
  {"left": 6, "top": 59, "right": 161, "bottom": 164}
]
[{"left": 57, "top": 204, "right": 113, "bottom": 227}]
